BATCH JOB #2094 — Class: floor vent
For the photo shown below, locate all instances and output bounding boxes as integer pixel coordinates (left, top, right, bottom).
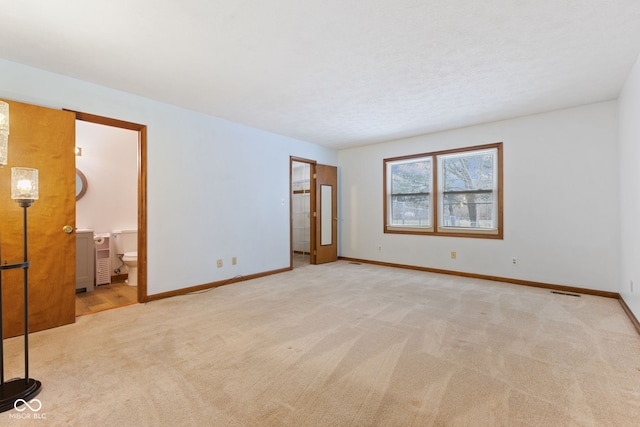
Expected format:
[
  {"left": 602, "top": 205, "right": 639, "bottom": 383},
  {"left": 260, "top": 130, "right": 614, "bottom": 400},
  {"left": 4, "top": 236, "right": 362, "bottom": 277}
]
[
  {"left": 349, "top": 262, "right": 361, "bottom": 265},
  {"left": 551, "top": 291, "right": 581, "bottom": 297}
]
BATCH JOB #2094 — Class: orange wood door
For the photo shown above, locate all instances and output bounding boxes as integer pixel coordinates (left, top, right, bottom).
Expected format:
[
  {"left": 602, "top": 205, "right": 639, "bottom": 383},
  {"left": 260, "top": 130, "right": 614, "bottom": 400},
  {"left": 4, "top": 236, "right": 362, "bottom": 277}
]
[
  {"left": 1, "top": 99, "right": 76, "bottom": 338},
  {"left": 314, "top": 164, "right": 338, "bottom": 264}
]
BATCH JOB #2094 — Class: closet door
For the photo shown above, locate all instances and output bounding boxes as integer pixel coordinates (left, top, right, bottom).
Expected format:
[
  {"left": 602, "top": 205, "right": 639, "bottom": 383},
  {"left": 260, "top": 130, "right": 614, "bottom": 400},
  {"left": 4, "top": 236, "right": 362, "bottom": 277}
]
[{"left": 0, "top": 99, "right": 76, "bottom": 337}]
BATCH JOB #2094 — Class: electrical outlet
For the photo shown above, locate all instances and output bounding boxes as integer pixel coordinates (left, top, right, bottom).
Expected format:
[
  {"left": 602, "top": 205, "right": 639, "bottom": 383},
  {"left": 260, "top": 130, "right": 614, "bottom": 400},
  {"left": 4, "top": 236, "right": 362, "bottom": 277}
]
[
  {"left": 378, "top": 245, "right": 382, "bottom": 252},
  {"left": 232, "top": 257, "right": 237, "bottom": 265},
  {"left": 451, "top": 251, "right": 456, "bottom": 259},
  {"left": 217, "top": 259, "right": 223, "bottom": 268},
  {"left": 511, "top": 257, "right": 518, "bottom": 266}
]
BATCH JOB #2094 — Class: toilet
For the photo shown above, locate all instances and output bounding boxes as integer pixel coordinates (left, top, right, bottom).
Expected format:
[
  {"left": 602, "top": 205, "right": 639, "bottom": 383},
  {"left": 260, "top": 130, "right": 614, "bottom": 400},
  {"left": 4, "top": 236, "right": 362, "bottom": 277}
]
[{"left": 112, "top": 229, "right": 138, "bottom": 286}]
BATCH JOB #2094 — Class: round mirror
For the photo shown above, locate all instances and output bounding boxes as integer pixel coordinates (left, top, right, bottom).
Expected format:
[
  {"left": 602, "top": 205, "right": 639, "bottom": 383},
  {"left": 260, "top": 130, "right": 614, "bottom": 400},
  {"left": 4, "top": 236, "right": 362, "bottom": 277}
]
[{"left": 76, "top": 168, "right": 88, "bottom": 201}]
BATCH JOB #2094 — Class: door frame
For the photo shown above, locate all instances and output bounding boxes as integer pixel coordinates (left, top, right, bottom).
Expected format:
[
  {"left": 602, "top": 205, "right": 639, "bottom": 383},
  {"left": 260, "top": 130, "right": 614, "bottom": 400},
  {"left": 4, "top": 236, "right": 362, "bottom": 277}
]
[
  {"left": 289, "top": 157, "right": 338, "bottom": 266},
  {"left": 69, "top": 111, "right": 148, "bottom": 303}
]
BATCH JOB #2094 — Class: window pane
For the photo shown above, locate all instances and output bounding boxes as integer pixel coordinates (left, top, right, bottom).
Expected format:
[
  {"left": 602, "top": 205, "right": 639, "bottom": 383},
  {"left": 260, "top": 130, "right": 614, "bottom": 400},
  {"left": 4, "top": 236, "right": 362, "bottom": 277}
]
[
  {"left": 442, "top": 192, "right": 494, "bottom": 228},
  {"left": 390, "top": 194, "right": 430, "bottom": 226},
  {"left": 391, "top": 159, "right": 431, "bottom": 195},
  {"left": 442, "top": 150, "right": 494, "bottom": 192},
  {"left": 440, "top": 149, "right": 497, "bottom": 229},
  {"left": 388, "top": 157, "right": 432, "bottom": 228}
]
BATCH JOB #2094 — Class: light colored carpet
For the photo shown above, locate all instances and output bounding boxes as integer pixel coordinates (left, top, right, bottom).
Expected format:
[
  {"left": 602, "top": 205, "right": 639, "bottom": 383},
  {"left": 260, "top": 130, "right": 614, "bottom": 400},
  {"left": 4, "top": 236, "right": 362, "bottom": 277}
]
[{"left": 3, "top": 261, "right": 640, "bottom": 426}]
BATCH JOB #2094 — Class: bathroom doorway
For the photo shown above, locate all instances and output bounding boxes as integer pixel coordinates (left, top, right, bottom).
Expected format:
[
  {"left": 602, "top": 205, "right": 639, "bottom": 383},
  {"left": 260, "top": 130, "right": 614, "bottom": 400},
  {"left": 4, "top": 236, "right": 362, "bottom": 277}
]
[{"left": 72, "top": 111, "right": 147, "bottom": 315}]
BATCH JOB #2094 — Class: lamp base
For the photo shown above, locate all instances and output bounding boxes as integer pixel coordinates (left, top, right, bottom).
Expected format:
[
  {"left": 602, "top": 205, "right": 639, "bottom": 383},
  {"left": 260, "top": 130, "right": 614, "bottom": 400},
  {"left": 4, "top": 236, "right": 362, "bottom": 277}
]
[{"left": 0, "top": 378, "right": 42, "bottom": 413}]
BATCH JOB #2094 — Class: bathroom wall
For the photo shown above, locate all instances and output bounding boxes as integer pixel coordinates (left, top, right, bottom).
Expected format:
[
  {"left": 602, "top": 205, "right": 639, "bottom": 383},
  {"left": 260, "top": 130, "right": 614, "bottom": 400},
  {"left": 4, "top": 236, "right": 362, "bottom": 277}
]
[
  {"left": 0, "top": 58, "right": 337, "bottom": 296},
  {"left": 75, "top": 120, "right": 138, "bottom": 276}
]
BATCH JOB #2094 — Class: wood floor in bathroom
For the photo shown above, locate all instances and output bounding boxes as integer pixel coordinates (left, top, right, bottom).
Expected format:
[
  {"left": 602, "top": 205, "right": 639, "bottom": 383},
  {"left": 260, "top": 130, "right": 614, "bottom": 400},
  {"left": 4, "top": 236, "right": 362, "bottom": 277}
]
[{"left": 75, "top": 280, "right": 138, "bottom": 316}]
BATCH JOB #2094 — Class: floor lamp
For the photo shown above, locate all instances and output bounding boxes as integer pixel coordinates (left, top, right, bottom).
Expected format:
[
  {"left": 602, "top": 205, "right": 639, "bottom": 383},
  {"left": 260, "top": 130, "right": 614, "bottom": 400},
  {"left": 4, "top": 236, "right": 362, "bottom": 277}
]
[{"left": 0, "top": 100, "right": 42, "bottom": 412}]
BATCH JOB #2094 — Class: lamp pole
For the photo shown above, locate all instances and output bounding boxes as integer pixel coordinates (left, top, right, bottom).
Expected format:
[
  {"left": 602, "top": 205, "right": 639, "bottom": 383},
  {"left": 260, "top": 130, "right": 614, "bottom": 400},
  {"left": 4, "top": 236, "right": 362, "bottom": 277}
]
[
  {"left": 0, "top": 101, "right": 42, "bottom": 412},
  {"left": 0, "top": 200, "right": 41, "bottom": 412}
]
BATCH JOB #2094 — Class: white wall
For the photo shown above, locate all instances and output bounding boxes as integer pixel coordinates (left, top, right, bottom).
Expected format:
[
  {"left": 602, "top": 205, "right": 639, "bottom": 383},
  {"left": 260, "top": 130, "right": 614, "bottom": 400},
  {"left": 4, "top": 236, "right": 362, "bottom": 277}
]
[
  {"left": 0, "top": 58, "right": 337, "bottom": 296},
  {"left": 76, "top": 121, "right": 138, "bottom": 232},
  {"left": 619, "top": 53, "right": 640, "bottom": 319},
  {"left": 339, "top": 102, "right": 620, "bottom": 292}
]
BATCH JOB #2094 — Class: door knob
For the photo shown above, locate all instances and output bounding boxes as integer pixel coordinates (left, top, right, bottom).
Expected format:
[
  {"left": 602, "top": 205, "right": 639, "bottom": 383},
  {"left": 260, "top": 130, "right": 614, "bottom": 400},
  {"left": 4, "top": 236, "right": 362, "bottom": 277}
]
[{"left": 63, "top": 225, "right": 74, "bottom": 234}]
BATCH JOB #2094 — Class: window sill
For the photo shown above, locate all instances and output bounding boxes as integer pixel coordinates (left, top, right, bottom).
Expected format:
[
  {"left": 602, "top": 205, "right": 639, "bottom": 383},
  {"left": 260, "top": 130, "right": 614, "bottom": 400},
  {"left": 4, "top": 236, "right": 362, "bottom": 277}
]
[{"left": 385, "top": 226, "right": 503, "bottom": 239}]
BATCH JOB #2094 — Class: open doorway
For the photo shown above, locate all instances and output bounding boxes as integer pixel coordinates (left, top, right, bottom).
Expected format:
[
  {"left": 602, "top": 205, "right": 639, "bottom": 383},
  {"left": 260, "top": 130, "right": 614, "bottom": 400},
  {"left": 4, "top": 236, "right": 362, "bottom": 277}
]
[
  {"left": 290, "top": 157, "right": 339, "bottom": 268},
  {"left": 71, "top": 111, "right": 147, "bottom": 314},
  {"left": 291, "top": 158, "right": 313, "bottom": 268}
]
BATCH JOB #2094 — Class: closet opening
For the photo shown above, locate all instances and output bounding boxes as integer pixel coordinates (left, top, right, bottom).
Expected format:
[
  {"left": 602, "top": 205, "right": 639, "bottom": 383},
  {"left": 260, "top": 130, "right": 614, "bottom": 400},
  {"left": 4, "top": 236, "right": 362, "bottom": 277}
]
[{"left": 291, "top": 158, "right": 314, "bottom": 268}]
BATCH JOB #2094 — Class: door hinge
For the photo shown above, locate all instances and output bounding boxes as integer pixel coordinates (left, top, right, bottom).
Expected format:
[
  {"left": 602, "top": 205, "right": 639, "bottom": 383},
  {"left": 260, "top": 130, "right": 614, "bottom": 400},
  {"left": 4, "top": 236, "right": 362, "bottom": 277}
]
[
  {"left": 313, "top": 250, "right": 317, "bottom": 255},
  {"left": 313, "top": 212, "right": 317, "bottom": 217},
  {"left": 313, "top": 173, "right": 317, "bottom": 179}
]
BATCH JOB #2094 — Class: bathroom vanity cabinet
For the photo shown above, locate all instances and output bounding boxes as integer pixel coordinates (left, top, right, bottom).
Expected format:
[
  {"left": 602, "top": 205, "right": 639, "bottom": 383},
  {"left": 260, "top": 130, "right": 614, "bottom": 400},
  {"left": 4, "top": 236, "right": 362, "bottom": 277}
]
[{"left": 76, "top": 230, "right": 95, "bottom": 292}]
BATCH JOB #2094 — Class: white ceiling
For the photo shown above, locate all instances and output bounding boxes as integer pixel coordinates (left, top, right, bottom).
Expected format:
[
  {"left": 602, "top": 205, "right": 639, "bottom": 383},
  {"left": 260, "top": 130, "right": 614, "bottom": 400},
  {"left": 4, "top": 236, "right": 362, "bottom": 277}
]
[{"left": 2, "top": 1, "right": 640, "bottom": 149}]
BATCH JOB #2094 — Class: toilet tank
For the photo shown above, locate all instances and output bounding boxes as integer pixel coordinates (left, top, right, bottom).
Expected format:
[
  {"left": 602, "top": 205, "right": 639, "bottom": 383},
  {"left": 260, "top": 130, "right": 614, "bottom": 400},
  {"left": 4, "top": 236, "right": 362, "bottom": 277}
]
[{"left": 112, "top": 229, "right": 137, "bottom": 255}]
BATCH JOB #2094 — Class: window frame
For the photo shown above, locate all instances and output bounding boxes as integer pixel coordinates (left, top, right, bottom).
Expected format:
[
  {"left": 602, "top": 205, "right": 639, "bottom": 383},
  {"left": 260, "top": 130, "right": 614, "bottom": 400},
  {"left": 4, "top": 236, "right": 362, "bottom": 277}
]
[{"left": 383, "top": 142, "right": 503, "bottom": 239}]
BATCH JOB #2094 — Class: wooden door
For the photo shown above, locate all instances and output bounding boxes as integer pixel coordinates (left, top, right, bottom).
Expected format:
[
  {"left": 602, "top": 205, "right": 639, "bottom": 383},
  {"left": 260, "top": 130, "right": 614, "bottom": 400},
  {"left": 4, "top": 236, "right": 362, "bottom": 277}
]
[
  {"left": 0, "top": 99, "right": 76, "bottom": 338},
  {"left": 314, "top": 164, "right": 338, "bottom": 264}
]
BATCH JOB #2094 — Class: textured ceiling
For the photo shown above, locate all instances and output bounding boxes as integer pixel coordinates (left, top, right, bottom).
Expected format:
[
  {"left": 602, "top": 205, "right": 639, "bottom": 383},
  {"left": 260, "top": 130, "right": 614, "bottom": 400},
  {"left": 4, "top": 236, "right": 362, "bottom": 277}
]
[{"left": 2, "top": 0, "right": 640, "bottom": 149}]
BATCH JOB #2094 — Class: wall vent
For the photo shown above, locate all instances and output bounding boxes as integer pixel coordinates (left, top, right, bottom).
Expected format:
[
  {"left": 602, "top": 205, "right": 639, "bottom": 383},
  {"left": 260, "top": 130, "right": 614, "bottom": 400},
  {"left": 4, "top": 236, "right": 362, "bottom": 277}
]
[{"left": 551, "top": 291, "right": 581, "bottom": 297}]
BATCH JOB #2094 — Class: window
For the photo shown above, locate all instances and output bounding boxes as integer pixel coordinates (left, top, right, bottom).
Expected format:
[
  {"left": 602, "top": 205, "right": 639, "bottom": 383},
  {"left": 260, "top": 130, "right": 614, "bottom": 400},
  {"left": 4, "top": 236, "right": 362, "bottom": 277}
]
[
  {"left": 386, "top": 156, "right": 434, "bottom": 231},
  {"left": 384, "top": 142, "right": 502, "bottom": 239}
]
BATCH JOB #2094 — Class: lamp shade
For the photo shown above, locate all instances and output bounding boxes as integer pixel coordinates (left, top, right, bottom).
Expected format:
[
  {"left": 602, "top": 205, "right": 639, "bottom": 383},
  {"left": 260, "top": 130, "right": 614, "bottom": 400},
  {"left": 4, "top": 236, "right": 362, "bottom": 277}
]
[
  {"left": 11, "top": 167, "right": 39, "bottom": 201},
  {"left": 0, "top": 100, "right": 8, "bottom": 166},
  {"left": 0, "top": 133, "right": 7, "bottom": 166},
  {"left": 0, "top": 100, "right": 8, "bottom": 135}
]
